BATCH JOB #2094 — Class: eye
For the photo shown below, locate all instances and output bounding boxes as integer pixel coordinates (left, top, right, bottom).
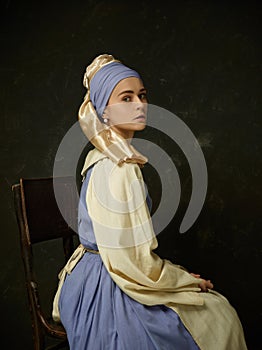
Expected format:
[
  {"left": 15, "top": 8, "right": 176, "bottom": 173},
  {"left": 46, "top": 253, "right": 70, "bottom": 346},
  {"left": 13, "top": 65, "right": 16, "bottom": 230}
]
[
  {"left": 122, "top": 96, "right": 132, "bottom": 102},
  {"left": 139, "top": 93, "right": 147, "bottom": 101}
]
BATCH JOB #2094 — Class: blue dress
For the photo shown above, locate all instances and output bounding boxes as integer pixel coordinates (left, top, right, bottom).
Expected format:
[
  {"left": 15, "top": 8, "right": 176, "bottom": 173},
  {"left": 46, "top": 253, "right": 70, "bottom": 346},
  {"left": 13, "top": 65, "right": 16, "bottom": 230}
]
[{"left": 59, "top": 166, "right": 200, "bottom": 350}]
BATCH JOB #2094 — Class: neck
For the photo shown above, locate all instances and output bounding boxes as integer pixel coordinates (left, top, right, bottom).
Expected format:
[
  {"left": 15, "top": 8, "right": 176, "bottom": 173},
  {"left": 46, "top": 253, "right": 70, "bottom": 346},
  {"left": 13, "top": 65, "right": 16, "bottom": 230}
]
[{"left": 111, "top": 126, "right": 134, "bottom": 142}]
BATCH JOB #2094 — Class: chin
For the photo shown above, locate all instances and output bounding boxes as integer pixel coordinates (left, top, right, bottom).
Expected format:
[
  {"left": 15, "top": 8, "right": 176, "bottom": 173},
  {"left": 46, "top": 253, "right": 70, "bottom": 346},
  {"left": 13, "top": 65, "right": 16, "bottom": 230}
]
[{"left": 133, "top": 123, "right": 147, "bottom": 131}]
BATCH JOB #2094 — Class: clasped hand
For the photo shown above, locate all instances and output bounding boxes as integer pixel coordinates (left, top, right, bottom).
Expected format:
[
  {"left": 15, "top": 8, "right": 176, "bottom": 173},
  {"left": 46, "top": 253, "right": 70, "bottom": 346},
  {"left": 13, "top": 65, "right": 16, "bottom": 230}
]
[{"left": 191, "top": 273, "right": 214, "bottom": 292}]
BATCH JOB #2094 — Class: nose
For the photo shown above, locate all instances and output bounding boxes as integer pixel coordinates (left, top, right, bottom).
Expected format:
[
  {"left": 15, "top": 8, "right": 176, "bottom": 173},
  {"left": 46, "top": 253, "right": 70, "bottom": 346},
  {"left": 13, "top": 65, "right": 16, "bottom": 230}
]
[{"left": 134, "top": 96, "right": 146, "bottom": 111}]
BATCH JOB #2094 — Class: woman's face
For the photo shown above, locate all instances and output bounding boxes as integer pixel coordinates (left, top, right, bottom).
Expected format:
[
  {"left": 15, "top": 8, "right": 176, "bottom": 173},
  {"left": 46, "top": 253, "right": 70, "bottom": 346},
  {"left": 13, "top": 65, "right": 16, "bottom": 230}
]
[{"left": 104, "top": 77, "right": 148, "bottom": 139}]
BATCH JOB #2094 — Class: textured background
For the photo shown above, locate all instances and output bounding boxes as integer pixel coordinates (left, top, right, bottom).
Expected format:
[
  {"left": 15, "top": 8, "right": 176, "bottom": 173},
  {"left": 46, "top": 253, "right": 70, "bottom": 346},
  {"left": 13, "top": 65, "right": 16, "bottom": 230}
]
[{"left": 1, "top": 1, "right": 261, "bottom": 349}]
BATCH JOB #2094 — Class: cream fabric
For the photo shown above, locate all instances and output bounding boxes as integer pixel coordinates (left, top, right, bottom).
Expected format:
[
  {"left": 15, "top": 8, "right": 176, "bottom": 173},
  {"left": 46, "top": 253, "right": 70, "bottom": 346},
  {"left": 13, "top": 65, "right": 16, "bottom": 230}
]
[
  {"left": 52, "top": 244, "right": 87, "bottom": 322},
  {"left": 85, "top": 150, "right": 247, "bottom": 350},
  {"left": 52, "top": 149, "right": 247, "bottom": 349}
]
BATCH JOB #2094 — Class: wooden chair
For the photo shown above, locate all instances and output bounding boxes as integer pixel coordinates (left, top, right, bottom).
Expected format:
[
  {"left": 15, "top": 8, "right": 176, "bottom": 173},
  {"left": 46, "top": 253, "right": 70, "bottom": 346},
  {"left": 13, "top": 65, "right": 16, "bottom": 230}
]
[{"left": 12, "top": 177, "right": 79, "bottom": 350}]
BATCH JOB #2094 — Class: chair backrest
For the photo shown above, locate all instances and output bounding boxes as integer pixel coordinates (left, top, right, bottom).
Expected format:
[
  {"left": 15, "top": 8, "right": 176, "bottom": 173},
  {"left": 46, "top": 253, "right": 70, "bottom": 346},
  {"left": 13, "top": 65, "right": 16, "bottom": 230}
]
[
  {"left": 12, "top": 176, "right": 79, "bottom": 349},
  {"left": 19, "top": 177, "right": 77, "bottom": 240}
]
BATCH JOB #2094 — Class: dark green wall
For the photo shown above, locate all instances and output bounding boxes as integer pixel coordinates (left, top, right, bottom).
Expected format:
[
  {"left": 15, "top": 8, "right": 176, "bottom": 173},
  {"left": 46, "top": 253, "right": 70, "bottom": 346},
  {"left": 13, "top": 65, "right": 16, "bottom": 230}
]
[{"left": 1, "top": 1, "right": 261, "bottom": 349}]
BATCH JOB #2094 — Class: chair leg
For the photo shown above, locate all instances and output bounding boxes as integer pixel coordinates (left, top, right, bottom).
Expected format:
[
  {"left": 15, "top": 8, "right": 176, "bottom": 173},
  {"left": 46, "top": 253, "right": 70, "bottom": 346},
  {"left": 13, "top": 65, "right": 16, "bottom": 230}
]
[
  {"left": 32, "top": 321, "right": 45, "bottom": 350},
  {"left": 33, "top": 334, "right": 45, "bottom": 350}
]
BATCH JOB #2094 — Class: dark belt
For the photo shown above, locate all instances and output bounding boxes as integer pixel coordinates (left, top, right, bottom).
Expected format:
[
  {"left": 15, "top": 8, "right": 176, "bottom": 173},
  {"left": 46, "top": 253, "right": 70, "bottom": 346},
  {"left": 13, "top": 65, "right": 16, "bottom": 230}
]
[{"left": 83, "top": 247, "right": 100, "bottom": 255}]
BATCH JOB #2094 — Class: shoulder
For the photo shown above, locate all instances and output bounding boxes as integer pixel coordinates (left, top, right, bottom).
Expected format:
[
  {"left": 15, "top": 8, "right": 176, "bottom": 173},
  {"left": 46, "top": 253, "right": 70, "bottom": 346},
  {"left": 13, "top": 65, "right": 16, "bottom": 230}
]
[
  {"left": 94, "top": 157, "right": 143, "bottom": 181},
  {"left": 90, "top": 158, "right": 145, "bottom": 201},
  {"left": 81, "top": 148, "right": 107, "bottom": 177}
]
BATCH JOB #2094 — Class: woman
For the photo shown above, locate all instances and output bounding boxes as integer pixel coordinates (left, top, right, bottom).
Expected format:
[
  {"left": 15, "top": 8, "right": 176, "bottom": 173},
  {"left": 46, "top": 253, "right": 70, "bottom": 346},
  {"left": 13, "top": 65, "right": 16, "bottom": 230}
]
[{"left": 52, "top": 54, "right": 247, "bottom": 349}]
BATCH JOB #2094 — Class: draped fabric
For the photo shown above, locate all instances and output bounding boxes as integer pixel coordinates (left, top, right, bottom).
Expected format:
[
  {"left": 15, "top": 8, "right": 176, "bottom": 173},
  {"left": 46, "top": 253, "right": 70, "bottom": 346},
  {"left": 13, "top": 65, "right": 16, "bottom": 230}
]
[{"left": 53, "top": 149, "right": 247, "bottom": 350}]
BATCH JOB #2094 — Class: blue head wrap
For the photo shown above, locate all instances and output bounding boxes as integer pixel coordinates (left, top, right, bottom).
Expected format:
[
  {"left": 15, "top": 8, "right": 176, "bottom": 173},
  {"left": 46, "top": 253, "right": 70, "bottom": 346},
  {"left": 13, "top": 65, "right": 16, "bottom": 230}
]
[{"left": 90, "top": 61, "right": 141, "bottom": 118}]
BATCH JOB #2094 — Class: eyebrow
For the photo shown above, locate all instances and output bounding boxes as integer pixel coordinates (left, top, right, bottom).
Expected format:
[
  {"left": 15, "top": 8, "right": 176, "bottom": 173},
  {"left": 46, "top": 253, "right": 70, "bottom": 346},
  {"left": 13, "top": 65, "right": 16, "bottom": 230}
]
[{"left": 117, "top": 88, "right": 147, "bottom": 97}]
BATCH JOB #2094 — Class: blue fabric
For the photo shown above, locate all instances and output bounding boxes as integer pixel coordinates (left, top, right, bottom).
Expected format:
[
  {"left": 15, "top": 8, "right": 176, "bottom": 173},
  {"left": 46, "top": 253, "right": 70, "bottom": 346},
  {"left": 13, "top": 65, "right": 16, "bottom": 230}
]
[
  {"left": 90, "top": 62, "right": 141, "bottom": 117},
  {"left": 59, "top": 167, "right": 200, "bottom": 350}
]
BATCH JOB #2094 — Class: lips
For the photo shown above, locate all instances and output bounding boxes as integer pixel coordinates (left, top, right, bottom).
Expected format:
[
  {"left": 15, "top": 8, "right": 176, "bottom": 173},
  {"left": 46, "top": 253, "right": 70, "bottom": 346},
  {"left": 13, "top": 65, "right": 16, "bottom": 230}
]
[{"left": 134, "top": 114, "right": 146, "bottom": 121}]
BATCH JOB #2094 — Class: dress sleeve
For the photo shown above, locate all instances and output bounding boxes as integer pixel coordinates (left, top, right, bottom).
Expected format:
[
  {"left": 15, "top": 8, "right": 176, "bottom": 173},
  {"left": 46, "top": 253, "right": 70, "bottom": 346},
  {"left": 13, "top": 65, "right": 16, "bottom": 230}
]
[{"left": 86, "top": 158, "right": 204, "bottom": 307}]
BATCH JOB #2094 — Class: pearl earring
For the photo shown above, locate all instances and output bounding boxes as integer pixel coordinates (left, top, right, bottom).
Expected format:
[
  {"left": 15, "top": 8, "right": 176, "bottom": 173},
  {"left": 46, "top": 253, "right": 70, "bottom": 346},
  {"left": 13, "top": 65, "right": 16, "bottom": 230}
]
[{"left": 103, "top": 118, "right": 108, "bottom": 124}]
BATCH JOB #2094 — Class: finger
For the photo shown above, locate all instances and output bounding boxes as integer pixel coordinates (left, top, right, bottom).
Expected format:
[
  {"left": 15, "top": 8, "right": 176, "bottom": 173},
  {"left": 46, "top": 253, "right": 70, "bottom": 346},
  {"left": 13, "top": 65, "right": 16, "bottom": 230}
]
[
  {"left": 205, "top": 280, "right": 214, "bottom": 290},
  {"left": 199, "top": 281, "right": 207, "bottom": 292},
  {"left": 208, "top": 281, "right": 214, "bottom": 289},
  {"left": 190, "top": 273, "right": 201, "bottom": 278}
]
